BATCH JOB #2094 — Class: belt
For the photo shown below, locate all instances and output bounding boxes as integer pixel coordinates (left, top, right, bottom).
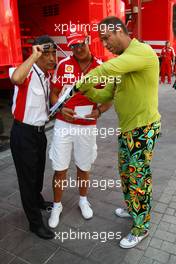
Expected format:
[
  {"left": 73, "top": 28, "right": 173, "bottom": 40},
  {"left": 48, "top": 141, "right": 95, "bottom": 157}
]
[{"left": 14, "top": 119, "right": 45, "bottom": 133}]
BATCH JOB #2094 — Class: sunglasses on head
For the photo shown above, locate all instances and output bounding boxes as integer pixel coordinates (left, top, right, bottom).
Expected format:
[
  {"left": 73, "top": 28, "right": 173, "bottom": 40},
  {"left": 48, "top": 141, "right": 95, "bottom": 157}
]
[{"left": 43, "top": 43, "right": 57, "bottom": 51}]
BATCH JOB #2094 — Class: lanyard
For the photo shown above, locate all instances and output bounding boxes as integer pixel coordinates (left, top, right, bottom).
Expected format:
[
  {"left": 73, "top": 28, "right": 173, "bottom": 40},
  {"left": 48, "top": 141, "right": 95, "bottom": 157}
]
[{"left": 33, "top": 66, "right": 50, "bottom": 114}]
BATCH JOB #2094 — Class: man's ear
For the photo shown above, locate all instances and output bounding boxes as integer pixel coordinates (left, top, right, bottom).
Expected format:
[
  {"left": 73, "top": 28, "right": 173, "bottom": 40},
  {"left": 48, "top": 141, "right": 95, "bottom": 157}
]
[{"left": 117, "top": 28, "right": 124, "bottom": 38}]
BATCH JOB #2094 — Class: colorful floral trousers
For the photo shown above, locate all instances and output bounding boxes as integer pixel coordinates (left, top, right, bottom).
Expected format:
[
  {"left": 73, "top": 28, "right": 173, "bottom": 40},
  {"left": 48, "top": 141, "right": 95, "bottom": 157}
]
[{"left": 118, "top": 120, "right": 161, "bottom": 236}]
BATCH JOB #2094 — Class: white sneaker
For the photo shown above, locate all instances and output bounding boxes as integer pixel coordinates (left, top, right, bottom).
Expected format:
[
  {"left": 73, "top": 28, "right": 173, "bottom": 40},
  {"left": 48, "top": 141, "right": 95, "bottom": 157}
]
[
  {"left": 79, "top": 201, "right": 93, "bottom": 219},
  {"left": 120, "top": 231, "right": 149, "bottom": 249},
  {"left": 48, "top": 204, "right": 63, "bottom": 228},
  {"left": 115, "top": 208, "right": 131, "bottom": 218}
]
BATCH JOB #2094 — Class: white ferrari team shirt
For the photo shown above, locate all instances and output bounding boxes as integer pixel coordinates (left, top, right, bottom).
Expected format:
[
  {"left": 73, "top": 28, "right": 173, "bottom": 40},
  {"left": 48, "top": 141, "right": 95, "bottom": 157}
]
[{"left": 9, "top": 64, "right": 50, "bottom": 126}]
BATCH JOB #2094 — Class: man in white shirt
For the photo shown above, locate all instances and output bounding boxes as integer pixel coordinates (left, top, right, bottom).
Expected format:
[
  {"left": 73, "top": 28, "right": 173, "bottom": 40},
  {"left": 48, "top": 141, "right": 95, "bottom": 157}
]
[{"left": 10, "top": 35, "right": 56, "bottom": 239}]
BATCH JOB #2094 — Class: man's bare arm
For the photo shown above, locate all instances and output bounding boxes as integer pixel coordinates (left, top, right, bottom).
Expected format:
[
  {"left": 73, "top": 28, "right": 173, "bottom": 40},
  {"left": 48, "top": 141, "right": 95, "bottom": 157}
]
[
  {"left": 50, "top": 87, "right": 61, "bottom": 106},
  {"left": 11, "top": 45, "right": 43, "bottom": 85}
]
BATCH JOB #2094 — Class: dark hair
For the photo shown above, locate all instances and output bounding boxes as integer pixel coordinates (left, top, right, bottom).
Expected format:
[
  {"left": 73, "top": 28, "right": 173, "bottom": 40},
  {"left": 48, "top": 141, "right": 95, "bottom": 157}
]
[
  {"left": 98, "top": 16, "right": 128, "bottom": 35},
  {"left": 33, "top": 35, "right": 55, "bottom": 46}
]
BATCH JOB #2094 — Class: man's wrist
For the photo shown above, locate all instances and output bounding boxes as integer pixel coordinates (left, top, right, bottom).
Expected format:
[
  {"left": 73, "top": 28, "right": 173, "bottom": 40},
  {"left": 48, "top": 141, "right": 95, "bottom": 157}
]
[
  {"left": 31, "top": 53, "right": 40, "bottom": 63},
  {"left": 97, "top": 106, "right": 102, "bottom": 117}
]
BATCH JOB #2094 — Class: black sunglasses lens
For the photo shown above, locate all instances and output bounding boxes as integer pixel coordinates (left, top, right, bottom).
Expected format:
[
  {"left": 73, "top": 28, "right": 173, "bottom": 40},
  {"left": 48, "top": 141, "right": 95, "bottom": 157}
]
[{"left": 70, "top": 42, "right": 85, "bottom": 49}]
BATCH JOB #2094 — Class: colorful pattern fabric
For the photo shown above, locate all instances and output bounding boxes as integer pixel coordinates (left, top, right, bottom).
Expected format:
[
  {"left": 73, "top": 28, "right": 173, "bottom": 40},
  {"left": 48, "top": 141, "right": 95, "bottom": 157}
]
[{"left": 118, "top": 120, "right": 161, "bottom": 236}]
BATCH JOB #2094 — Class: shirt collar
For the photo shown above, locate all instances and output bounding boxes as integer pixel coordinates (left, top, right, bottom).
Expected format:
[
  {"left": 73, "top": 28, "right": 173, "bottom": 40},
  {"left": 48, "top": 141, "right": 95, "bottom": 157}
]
[
  {"left": 124, "top": 38, "right": 139, "bottom": 53},
  {"left": 129, "top": 38, "right": 138, "bottom": 47}
]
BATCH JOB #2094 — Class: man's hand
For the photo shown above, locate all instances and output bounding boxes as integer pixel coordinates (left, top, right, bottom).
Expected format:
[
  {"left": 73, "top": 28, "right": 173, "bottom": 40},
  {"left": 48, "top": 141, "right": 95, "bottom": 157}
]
[
  {"left": 85, "top": 109, "right": 101, "bottom": 119},
  {"left": 32, "top": 45, "right": 43, "bottom": 62},
  {"left": 11, "top": 44, "right": 44, "bottom": 85},
  {"left": 86, "top": 102, "right": 112, "bottom": 119},
  {"left": 61, "top": 107, "right": 76, "bottom": 122}
]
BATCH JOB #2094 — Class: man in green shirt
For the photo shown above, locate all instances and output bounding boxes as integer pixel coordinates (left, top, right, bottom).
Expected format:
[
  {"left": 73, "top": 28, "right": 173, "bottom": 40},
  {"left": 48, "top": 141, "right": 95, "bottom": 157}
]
[{"left": 76, "top": 16, "right": 161, "bottom": 248}]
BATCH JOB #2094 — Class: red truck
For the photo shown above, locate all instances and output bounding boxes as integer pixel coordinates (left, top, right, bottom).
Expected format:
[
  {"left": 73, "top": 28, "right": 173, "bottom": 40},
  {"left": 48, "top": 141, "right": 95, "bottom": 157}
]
[
  {"left": 124, "top": 0, "right": 176, "bottom": 55},
  {"left": 0, "top": 0, "right": 124, "bottom": 86},
  {"left": 1, "top": 0, "right": 176, "bottom": 89}
]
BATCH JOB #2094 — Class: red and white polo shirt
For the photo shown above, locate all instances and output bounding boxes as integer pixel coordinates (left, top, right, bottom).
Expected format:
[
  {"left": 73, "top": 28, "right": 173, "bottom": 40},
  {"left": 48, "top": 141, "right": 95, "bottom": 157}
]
[
  {"left": 51, "top": 55, "right": 102, "bottom": 125},
  {"left": 9, "top": 64, "right": 50, "bottom": 126}
]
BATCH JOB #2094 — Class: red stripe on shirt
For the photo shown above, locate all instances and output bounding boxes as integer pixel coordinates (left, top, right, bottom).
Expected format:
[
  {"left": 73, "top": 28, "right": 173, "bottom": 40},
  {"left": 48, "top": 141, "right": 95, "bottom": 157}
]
[{"left": 14, "top": 72, "right": 33, "bottom": 122}]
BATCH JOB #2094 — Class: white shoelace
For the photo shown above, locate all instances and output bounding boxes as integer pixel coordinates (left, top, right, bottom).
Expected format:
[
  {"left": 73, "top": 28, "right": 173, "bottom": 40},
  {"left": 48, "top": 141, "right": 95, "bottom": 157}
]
[{"left": 127, "top": 233, "right": 137, "bottom": 242}]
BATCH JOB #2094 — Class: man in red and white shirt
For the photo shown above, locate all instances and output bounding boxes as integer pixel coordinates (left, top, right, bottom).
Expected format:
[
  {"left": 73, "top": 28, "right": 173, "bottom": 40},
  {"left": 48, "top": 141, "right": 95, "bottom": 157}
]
[
  {"left": 10, "top": 35, "right": 56, "bottom": 239},
  {"left": 48, "top": 29, "right": 112, "bottom": 228},
  {"left": 160, "top": 41, "right": 175, "bottom": 84}
]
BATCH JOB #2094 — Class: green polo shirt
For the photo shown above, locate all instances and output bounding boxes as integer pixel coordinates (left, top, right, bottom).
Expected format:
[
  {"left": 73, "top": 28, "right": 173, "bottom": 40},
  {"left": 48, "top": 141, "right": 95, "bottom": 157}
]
[{"left": 76, "top": 38, "right": 161, "bottom": 132}]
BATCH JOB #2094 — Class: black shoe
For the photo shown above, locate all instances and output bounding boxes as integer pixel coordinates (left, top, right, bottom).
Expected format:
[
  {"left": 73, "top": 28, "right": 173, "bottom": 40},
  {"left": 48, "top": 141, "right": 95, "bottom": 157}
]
[
  {"left": 173, "top": 81, "right": 176, "bottom": 89},
  {"left": 30, "top": 224, "right": 55, "bottom": 239},
  {"left": 39, "top": 201, "right": 53, "bottom": 210}
]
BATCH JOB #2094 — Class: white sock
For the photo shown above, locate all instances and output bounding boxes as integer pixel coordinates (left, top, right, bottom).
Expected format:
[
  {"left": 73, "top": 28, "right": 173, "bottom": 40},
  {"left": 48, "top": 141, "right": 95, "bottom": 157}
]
[
  {"left": 79, "top": 196, "right": 88, "bottom": 204},
  {"left": 53, "top": 202, "right": 62, "bottom": 209}
]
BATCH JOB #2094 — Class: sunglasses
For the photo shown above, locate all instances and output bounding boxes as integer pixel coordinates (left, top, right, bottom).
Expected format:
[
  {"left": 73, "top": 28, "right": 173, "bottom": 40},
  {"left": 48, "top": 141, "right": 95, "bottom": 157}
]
[
  {"left": 69, "top": 38, "right": 89, "bottom": 50},
  {"left": 43, "top": 43, "right": 57, "bottom": 51},
  {"left": 69, "top": 42, "right": 86, "bottom": 50}
]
